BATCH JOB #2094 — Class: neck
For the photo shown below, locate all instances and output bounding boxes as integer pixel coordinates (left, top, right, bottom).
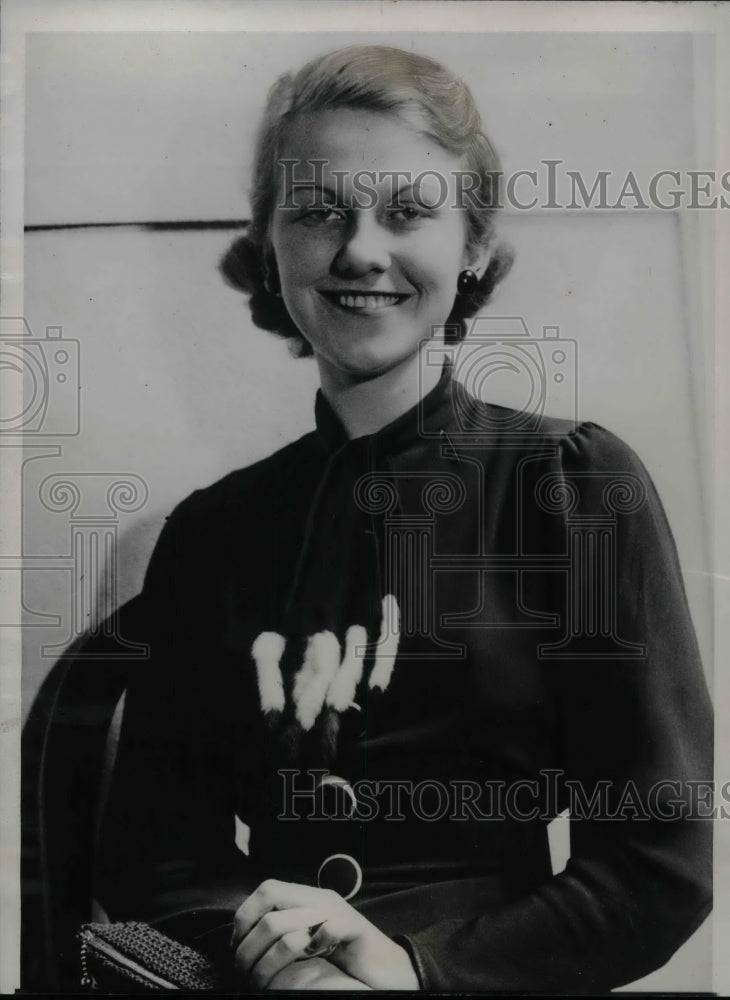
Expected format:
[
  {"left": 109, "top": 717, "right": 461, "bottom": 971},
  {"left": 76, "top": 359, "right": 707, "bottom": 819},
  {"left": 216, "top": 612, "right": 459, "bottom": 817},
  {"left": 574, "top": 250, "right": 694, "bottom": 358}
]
[{"left": 317, "top": 343, "right": 447, "bottom": 439}]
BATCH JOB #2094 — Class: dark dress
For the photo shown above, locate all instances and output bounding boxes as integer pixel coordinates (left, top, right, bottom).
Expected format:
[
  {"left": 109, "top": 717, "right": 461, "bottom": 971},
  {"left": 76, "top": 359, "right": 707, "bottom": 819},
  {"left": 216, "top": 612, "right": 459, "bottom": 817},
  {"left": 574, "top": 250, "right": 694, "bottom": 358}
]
[{"left": 96, "top": 366, "right": 712, "bottom": 991}]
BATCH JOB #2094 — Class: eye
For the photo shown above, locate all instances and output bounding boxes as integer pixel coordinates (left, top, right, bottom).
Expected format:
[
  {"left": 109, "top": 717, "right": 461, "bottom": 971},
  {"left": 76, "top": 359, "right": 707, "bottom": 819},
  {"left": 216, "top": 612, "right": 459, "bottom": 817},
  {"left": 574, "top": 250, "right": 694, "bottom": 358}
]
[
  {"left": 388, "top": 205, "right": 427, "bottom": 223},
  {"left": 298, "top": 205, "right": 346, "bottom": 225}
]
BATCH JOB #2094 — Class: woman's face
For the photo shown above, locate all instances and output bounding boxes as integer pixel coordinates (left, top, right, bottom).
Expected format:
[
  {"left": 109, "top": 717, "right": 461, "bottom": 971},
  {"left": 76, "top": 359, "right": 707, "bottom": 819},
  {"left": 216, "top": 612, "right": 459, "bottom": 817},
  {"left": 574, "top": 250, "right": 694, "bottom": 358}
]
[{"left": 269, "top": 108, "right": 481, "bottom": 382}]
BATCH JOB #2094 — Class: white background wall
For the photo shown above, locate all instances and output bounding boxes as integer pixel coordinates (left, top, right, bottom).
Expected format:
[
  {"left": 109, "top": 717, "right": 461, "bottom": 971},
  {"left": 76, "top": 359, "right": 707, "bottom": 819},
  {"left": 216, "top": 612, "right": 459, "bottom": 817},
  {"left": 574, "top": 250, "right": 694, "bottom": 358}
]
[{"left": 17, "top": 29, "right": 715, "bottom": 990}]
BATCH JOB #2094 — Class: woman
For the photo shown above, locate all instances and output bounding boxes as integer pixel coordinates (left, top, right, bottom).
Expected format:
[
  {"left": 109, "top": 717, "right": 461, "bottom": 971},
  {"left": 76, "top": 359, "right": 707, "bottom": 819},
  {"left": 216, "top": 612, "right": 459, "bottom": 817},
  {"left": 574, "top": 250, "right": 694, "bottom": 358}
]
[{"left": 97, "top": 45, "right": 712, "bottom": 992}]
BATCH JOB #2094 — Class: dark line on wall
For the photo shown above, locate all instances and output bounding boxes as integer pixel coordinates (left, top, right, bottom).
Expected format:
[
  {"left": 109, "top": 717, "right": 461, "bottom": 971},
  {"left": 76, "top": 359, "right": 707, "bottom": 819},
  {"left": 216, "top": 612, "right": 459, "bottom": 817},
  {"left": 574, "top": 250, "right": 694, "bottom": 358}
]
[
  {"left": 147, "top": 220, "right": 249, "bottom": 232},
  {"left": 25, "top": 219, "right": 250, "bottom": 233}
]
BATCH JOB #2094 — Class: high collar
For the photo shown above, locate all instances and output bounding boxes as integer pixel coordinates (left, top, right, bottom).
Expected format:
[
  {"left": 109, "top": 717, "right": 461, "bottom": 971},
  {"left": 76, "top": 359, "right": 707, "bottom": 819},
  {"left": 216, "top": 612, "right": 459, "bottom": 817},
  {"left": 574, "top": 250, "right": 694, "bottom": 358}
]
[{"left": 314, "top": 361, "right": 456, "bottom": 457}]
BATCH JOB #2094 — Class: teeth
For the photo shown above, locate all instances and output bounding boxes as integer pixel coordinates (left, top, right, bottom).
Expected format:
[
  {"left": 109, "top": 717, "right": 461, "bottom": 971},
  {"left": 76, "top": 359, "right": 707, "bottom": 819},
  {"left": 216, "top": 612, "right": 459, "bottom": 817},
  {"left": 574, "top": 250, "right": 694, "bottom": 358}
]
[{"left": 336, "top": 293, "right": 400, "bottom": 309}]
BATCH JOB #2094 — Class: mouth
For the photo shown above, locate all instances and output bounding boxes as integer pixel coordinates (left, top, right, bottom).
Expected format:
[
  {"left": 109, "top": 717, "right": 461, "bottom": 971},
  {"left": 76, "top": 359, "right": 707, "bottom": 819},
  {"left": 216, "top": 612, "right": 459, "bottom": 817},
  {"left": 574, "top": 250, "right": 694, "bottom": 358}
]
[{"left": 317, "top": 290, "right": 411, "bottom": 313}]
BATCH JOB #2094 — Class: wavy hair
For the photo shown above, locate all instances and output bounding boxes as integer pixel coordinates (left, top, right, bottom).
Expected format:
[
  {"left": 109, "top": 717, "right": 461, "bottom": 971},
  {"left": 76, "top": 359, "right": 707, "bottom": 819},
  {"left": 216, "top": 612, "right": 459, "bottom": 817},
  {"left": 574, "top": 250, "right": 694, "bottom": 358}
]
[{"left": 220, "top": 45, "right": 514, "bottom": 356}]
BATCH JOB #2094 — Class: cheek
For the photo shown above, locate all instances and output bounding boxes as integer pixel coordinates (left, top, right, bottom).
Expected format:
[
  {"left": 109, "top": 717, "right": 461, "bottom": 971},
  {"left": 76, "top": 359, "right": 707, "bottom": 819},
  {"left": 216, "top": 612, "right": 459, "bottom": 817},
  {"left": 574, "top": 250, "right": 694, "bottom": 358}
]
[
  {"left": 409, "top": 226, "right": 468, "bottom": 292},
  {"left": 271, "top": 218, "right": 316, "bottom": 276},
  {"left": 280, "top": 239, "right": 333, "bottom": 290},
  {"left": 414, "top": 260, "right": 462, "bottom": 299}
]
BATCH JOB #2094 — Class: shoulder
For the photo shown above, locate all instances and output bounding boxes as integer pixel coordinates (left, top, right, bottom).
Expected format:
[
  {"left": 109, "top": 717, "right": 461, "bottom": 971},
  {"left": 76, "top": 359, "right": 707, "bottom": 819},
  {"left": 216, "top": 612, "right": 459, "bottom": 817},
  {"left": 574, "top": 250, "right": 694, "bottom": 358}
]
[
  {"left": 162, "top": 430, "right": 320, "bottom": 528},
  {"left": 456, "top": 393, "right": 647, "bottom": 474},
  {"left": 519, "top": 416, "right": 663, "bottom": 530},
  {"left": 533, "top": 416, "right": 654, "bottom": 508},
  {"left": 453, "top": 398, "right": 658, "bottom": 525},
  {"left": 551, "top": 420, "right": 648, "bottom": 478},
  {"left": 143, "top": 431, "right": 321, "bottom": 585}
]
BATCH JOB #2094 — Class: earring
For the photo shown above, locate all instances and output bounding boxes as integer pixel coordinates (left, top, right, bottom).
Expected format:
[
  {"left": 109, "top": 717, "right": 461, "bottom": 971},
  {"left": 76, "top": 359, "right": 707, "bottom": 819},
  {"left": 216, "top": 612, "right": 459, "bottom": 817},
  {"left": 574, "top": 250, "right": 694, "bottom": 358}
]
[{"left": 457, "top": 269, "right": 478, "bottom": 295}]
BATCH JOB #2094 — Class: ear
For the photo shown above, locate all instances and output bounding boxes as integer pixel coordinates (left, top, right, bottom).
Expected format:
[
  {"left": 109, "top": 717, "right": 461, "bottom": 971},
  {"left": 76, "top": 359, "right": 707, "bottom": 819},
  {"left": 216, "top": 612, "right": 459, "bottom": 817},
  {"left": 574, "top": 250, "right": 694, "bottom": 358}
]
[
  {"left": 462, "top": 242, "right": 492, "bottom": 281},
  {"left": 263, "top": 240, "right": 278, "bottom": 270},
  {"left": 263, "top": 244, "right": 282, "bottom": 296}
]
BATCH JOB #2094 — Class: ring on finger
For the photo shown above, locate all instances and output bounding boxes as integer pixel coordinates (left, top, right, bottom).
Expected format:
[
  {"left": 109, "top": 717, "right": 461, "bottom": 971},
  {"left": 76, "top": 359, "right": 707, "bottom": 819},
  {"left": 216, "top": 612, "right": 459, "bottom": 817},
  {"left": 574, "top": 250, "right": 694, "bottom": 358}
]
[{"left": 304, "top": 932, "right": 340, "bottom": 958}]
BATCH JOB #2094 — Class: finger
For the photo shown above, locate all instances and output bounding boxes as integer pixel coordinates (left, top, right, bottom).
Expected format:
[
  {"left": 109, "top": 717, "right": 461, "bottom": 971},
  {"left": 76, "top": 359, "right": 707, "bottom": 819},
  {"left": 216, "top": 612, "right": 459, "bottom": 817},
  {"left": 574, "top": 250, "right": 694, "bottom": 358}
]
[
  {"left": 231, "top": 879, "right": 323, "bottom": 949},
  {"left": 233, "top": 905, "right": 324, "bottom": 977},
  {"left": 247, "top": 928, "right": 314, "bottom": 989},
  {"left": 303, "top": 919, "right": 343, "bottom": 960}
]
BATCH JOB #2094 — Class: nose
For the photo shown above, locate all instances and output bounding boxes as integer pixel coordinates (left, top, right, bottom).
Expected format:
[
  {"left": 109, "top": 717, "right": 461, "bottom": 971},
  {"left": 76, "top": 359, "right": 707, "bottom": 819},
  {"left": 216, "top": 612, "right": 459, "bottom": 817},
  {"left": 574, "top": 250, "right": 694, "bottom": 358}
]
[{"left": 332, "top": 212, "right": 391, "bottom": 278}]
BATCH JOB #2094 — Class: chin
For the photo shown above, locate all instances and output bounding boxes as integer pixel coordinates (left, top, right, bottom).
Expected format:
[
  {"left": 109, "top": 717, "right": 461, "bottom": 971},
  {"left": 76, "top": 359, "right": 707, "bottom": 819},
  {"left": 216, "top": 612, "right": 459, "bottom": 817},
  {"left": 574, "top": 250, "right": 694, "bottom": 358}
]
[
  {"left": 303, "top": 316, "right": 430, "bottom": 380},
  {"left": 331, "top": 342, "right": 415, "bottom": 379},
  {"left": 334, "top": 356, "right": 398, "bottom": 380}
]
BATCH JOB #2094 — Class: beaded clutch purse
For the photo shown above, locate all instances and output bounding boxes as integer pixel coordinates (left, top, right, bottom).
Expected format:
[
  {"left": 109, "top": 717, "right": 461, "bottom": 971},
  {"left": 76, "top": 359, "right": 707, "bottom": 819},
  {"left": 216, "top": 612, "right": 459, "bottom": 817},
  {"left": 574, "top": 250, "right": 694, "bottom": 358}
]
[{"left": 78, "top": 921, "right": 224, "bottom": 992}]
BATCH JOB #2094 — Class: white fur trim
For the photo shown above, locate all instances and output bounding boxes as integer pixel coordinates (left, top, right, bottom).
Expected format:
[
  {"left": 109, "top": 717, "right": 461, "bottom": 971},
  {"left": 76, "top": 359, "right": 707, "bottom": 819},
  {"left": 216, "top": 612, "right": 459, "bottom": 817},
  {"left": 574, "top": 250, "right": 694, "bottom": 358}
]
[
  {"left": 368, "top": 594, "right": 400, "bottom": 692},
  {"left": 251, "top": 631, "right": 286, "bottom": 713},
  {"left": 293, "top": 630, "right": 341, "bottom": 730},
  {"left": 234, "top": 815, "right": 250, "bottom": 855},
  {"left": 326, "top": 624, "right": 368, "bottom": 711}
]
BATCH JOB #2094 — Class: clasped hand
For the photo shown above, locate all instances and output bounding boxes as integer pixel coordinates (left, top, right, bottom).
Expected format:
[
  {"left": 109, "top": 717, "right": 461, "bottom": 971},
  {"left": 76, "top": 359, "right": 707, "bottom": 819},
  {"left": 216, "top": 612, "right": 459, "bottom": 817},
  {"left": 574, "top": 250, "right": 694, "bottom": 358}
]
[{"left": 231, "top": 879, "right": 419, "bottom": 990}]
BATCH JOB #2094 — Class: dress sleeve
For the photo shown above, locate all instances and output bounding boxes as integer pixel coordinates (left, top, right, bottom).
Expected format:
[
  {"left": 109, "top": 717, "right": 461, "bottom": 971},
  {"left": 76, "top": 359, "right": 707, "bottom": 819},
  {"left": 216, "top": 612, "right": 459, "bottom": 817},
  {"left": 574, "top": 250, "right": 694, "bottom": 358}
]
[
  {"left": 95, "top": 490, "right": 258, "bottom": 922},
  {"left": 395, "top": 423, "right": 713, "bottom": 992}
]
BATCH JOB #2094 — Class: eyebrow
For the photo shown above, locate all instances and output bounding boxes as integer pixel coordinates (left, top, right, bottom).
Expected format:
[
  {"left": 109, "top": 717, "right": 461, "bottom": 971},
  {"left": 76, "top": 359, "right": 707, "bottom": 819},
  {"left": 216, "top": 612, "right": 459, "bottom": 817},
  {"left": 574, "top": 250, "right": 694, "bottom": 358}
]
[
  {"left": 287, "top": 183, "right": 340, "bottom": 200},
  {"left": 285, "top": 181, "right": 435, "bottom": 201}
]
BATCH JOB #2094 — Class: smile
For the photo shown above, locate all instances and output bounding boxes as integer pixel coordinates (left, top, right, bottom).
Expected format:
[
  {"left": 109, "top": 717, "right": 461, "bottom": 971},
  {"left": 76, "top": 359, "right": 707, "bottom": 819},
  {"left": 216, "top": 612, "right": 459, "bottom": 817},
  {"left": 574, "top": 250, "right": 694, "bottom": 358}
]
[{"left": 318, "top": 290, "right": 410, "bottom": 312}]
